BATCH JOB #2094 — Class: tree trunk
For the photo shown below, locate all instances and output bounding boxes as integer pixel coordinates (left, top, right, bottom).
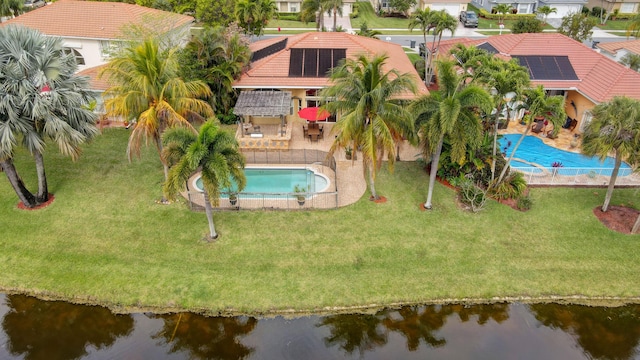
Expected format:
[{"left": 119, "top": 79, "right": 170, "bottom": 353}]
[
  {"left": 424, "top": 135, "right": 444, "bottom": 209},
  {"left": 490, "top": 100, "right": 504, "bottom": 182},
  {"left": 496, "top": 126, "right": 530, "bottom": 185},
  {"left": 34, "top": 150, "right": 49, "bottom": 203},
  {"left": 1, "top": 159, "right": 37, "bottom": 208},
  {"left": 601, "top": 151, "right": 622, "bottom": 212},
  {"left": 632, "top": 212, "right": 640, "bottom": 234},
  {"left": 154, "top": 134, "right": 169, "bottom": 182},
  {"left": 368, "top": 163, "right": 378, "bottom": 200},
  {"left": 333, "top": 6, "right": 337, "bottom": 31},
  {"left": 203, "top": 192, "right": 219, "bottom": 240}
]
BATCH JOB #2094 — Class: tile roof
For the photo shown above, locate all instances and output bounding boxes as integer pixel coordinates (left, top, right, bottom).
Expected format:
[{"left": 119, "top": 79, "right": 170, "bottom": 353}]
[
  {"left": 597, "top": 39, "right": 640, "bottom": 57},
  {"left": 77, "top": 64, "right": 111, "bottom": 91},
  {"left": 436, "top": 33, "right": 640, "bottom": 104},
  {"left": 234, "top": 32, "right": 429, "bottom": 98},
  {"left": 0, "top": 0, "right": 193, "bottom": 40}
]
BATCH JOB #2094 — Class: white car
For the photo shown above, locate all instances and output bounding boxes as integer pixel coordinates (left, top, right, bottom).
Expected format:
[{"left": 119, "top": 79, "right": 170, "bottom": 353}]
[{"left": 24, "top": 0, "right": 45, "bottom": 8}]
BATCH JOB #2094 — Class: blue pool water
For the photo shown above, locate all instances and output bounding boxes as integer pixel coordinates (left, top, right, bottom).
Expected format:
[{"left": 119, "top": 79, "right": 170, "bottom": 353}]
[
  {"left": 499, "top": 134, "right": 631, "bottom": 176},
  {"left": 195, "top": 168, "right": 329, "bottom": 194}
]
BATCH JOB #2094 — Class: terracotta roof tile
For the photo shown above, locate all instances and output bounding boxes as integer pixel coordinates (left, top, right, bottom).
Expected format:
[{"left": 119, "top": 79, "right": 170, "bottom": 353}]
[
  {"left": 0, "top": 0, "right": 193, "bottom": 40},
  {"left": 235, "top": 32, "right": 428, "bottom": 98},
  {"left": 597, "top": 39, "right": 640, "bottom": 57},
  {"left": 77, "top": 64, "right": 111, "bottom": 91},
  {"left": 437, "top": 33, "right": 640, "bottom": 103}
]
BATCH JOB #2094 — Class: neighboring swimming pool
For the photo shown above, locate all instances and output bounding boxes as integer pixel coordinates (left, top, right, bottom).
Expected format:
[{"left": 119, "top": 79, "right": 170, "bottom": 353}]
[
  {"left": 499, "top": 134, "right": 632, "bottom": 176},
  {"left": 193, "top": 167, "right": 330, "bottom": 194}
]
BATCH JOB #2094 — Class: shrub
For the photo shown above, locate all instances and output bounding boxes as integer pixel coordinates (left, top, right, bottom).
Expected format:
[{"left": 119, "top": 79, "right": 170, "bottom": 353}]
[
  {"left": 581, "top": 6, "right": 590, "bottom": 15},
  {"left": 511, "top": 17, "right": 543, "bottom": 33},
  {"left": 516, "top": 195, "right": 532, "bottom": 211},
  {"left": 277, "top": 13, "right": 301, "bottom": 21},
  {"left": 478, "top": 11, "right": 536, "bottom": 21},
  {"left": 217, "top": 110, "right": 238, "bottom": 125},
  {"left": 489, "top": 172, "right": 527, "bottom": 200},
  {"left": 459, "top": 179, "right": 488, "bottom": 212},
  {"left": 591, "top": 6, "right": 606, "bottom": 17}
]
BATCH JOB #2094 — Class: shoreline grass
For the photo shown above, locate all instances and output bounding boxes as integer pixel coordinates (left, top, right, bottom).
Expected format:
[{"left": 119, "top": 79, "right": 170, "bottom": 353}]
[{"left": 1, "top": 129, "right": 640, "bottom": 316}]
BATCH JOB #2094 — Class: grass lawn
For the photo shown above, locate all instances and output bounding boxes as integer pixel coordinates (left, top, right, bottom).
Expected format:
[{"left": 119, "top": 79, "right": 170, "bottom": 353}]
[
  {"left": 1, "top": 129, "right": 640, "bottom": 315},
  {"left": 351, "top": 1, "right": 411, "bottom": 30},
  {"left": 267, "top": 19, "right": 317, "bottom": 29},
  {"left": 593, "top": 18, "right": 631, "bottom": 30}
]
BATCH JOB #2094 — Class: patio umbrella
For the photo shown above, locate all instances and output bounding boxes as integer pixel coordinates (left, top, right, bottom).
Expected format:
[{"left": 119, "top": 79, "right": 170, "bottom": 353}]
[{"left": 298, "top": 107, "right": 330, "bottom": 121}]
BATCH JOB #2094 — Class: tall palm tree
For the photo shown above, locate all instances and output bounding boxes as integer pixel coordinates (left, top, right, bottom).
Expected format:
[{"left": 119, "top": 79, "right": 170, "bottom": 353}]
[
  {"left": 0, "top": 25, "right": 98, "bottom": 208},
  {"left": 425, "top": 10, "right": 456, "bottom": 85},
  {"left": 100, "top": 38, "right": 213, "bottom": 181},
  {"left": 536, "top": 5, "right": 557, "bottom": 25},
  {"left": 626, "top": 12, "right": 640, "bottom": 38},
  {"left": 324, "top": 0, "right": 344, "bottom": 31},
  {"left": 476, "top": 58, "right": 531, "bottom": 182},
  {"left": 495, "top": 85, "right": 566, "bottom": 185},
  {"left": 412, "top": 60, "right": 493, "bottom": 209},
  {"left": 408, "top": 8, "right": 434, "bottom": 85},
  {"left": 620, "top": 53, "right": 640, "bottom": 72},
  {"left": 162, "top": 122, "right": 247, "bottom": 240},
  {"left": 322, "top": 54, "right": 418, "bottom": 200},
  {"left": 235, "top": 0, "right": 261, "bottom": 35},
  {"left": 581, "top": 97, "right": 640, "bottom": 212},
  {"left": 492, "top": 4, "right": 513, "bottom": 24},
  {"left": 301, "top": 0, "right": 325, "bottom": 31}
]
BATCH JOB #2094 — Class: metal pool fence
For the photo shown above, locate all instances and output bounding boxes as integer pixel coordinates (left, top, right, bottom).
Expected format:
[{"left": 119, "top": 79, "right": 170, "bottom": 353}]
[
  {"left": 511, "top": 166, "right": 640, "bottom": 186},
  {"left": 185, "top": 149, "right": 339, "bottom": 211}
]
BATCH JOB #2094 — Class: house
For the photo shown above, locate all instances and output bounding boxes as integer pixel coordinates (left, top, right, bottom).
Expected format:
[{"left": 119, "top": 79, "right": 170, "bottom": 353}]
[
  {"left": 597, "top": 39, "right": 640, "bottom": 63},
  {"left": 585, "top": 0, "right": 639, "bottom": 16},
  {"left": 0, "top": 0, "right": 194, "bottom": 72},
  {"left": 470, "top": 0, "right": 537, "bottom": 15},
  {"left": 437, "top": 33, "right": 640, "bottom": 132},
  {"left": 277, "top": 0, "right": 356, "bottom": 14},
  {"left": 469, "top": 0, "right": 586, "bottom": 17},
  {"left": 232, "top": 32, "right": 428, "bottom": 150},
  {"left": 374, "top": 0, "right": 472, "bottom": 17}
]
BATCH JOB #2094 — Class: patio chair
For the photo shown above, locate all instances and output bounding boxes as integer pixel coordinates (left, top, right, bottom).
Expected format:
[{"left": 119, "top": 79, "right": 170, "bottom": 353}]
[{"left": 531, "top": 121, "right": 545, "bottom": 134}]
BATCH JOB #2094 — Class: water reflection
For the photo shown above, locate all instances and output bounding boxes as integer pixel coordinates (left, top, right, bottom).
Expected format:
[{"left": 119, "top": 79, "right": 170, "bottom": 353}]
[
  {"left": 2, "top": 294, "right": 133, "bottom": 360},
  {"left": 153, "top": 313, "right": 257, "bottom": 359},
  {"left": 0, "top": 294, "right": 639, "bottom": 359},
  {"left": 530, "top": 303, "right": 640, "bottom": 360}
]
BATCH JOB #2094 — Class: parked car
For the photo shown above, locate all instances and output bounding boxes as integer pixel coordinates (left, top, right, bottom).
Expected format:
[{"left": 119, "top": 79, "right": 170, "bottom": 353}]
[
  {"left": 24, "top": 0, "right": 45, "bottom": 8},
  {"left": 459, "top": 11, "right": 478, "bottom": 28}
]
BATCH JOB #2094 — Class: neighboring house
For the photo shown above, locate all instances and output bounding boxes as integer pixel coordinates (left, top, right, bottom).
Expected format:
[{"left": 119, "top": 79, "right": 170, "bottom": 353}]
[
  {"left": 0, "top": 0, "right": 194, "bottom": 72},
  {"left": 470, "top": 0, "right": 537, "bottom": 15},
  {"left": 374, "top": 0, "right": 472, "bottom": 17},
  {"left": 597, "top": 39, "right": 640, "bottom": 62},
  {"left": 277, "top": 0, "right": 356, "bottom": 14},
  {"left": 437, "top": 33, "right": 640, "bottom": 132},
  {"left": 586, "top": 0, "right": 639, "bottom": 15},
  {"left": 232, "top": 32, "right": 428, "bottom": 150},
  {"left": 537, "top": 0, "right": 587, "bottom": 18}
]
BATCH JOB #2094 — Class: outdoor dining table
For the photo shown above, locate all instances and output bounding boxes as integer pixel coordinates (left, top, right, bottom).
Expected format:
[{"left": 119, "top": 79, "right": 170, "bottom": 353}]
[{"left": 308, "top": 127, "right": 320, "bottom": 142}]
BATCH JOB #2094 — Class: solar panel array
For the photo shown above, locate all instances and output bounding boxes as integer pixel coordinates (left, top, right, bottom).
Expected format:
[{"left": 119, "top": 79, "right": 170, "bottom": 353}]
[
  {"left": 512, "top": 55, "right": 579, "bottom": 80},
  {"left": 251, "top": 38, "right": 288, "bottom": 62},
  {"left": 477, "top": 42, "right": 498, "bottom": 55},
  {"left": 288, "top": 48, "right": 346, "bottom": 77}
]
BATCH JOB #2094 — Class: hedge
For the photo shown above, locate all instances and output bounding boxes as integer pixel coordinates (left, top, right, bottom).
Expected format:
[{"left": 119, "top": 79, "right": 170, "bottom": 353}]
[{"left": 478, "top": 9, "right": 537, "bottom": 20}]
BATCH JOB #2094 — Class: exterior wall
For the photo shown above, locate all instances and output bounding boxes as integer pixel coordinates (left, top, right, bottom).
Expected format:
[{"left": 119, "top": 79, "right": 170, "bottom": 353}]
[
  {"left": 586, "top": 0, "right": 640, "bottom": 13},
  {"left": 565, "top": 90, "right": 596, "bottom": 132},
  {"left": 470, "top": 0, "right": 535, "bottom": 13},
  {"left": 61, "top": 38, "right": 104, "bottom": 72}
]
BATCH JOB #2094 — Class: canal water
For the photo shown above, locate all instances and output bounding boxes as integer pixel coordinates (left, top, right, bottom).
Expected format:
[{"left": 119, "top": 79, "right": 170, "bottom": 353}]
[{"left": 1, "top": 294, "right": 639, "bottom": 359}]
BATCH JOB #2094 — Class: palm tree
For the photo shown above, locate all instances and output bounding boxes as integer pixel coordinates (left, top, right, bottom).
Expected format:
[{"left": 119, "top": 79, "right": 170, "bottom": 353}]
[
  {"left": 476, "top": 58, "right": 531, "bottom": 182},
  {"left": 356, "top": 21, "right": 382, "bottom": 38},
  {"left": 495, "top": 85, "right": 566, "bottom": 185},
  {"left": 322, "top": 54, "right": 418, "bottom": 200},
  {"left": 581, "top": 97, "right": 640, "bottom": 212},
  {"left": 425, "top": 10, "right": 457, "bottom": 85},
  {"left": 301, "top": 0, "right": 325, "bottom": 31},
  {"left": 408, "top": 8, "right": 434, "bottom": 85},
  {"left": 536, "top": 5, "right": 557, "bottom": 25},
  {"left": 258, "top": 0, "right": 278, "bottom": 36},
  {"left": 236, "top": 0, "right": 261, "bottom": 35},
  {"left": 0, "top": 25, "right": 98, "bottom": 208},
  {"left": 493, "top": 4, "right": 513, "bottom": 24},
  {"left": 324, "top": 0, "right": 344, "bottom": 31},
  {"left": 620, "top": 53, "right": 640, "bottom": 72},
  {"left": 162, "top": 122, "right": 247, "bottom": 240},
  {"left": 100, "top": 38, "right": 213, "bottom": 181},
  {"left": 412, "top": 60, "right": 493, "bottom": 209},
  {"left": 626, "top": 12, "right": 640, "bottom": 38}
]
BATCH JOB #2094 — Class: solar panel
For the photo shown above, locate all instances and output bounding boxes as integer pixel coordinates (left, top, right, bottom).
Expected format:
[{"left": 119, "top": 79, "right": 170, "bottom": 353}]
[
  {"left": 477, "top": 42, "right": 498, "bottom": 55},
  {"left": 289, "top": 48, "right": 303, "bottom": 77},
  {"left": 251, "top": 38, "right": 287, "bottom": 62},
  {"left": 512, "top": 55, "right": 578, "bottom": 81},
  {"left": 318, "top": 49, "right": 333, "bottom": 77},
  {"left": 333, "top": 49, "right": 346, "bottom": 69},
  {"left": 303, "top": 49, "right": 318, "bottom": 77}
]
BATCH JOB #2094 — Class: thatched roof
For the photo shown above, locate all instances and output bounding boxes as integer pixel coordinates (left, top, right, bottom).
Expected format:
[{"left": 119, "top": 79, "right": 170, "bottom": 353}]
[{"left": 234, "top": 91, "right": 291, "bottom": 117}]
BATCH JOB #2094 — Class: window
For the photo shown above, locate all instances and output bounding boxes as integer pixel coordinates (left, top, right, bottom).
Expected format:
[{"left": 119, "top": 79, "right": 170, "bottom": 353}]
[
  {"left": 100, "top": 40, "right": 125, "bottom": 58},
  {"left": 580, "top": 111, "right": 592, "bottom": 132},
  {"left": 63, "top": 48, "right": 85, "bottom": 65},
  {"left": 620, "top": 3, "right": 637, "bottom": 13},
  {"left": 290, "top": 3, "right": 298, "bottom": 12},
  {"left": 518, "top": 3, "right": 531, "bottom": 14}
]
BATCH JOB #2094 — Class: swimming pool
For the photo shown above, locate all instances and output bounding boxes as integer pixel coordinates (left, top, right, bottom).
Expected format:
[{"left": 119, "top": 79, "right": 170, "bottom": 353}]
[
  {"left": 193, "top": 168, "right": 330, "bottom": 194},
  {"left": 499, "top": 134, "right": 632, "bottom": 176}
]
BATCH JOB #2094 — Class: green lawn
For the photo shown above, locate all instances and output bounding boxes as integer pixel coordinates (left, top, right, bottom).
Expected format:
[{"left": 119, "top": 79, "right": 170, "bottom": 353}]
[
  {"left": 1, "top": 129, "right": 639, "bottom": 315},
  {"left": 593, "top": 18, "right": 632, "bottom": 30},
  {"left": 267, "top": 19, "right": 317, "bottom": 29},
  {"left": 351, "top": 1, "right": 411, "bottom": 30}
]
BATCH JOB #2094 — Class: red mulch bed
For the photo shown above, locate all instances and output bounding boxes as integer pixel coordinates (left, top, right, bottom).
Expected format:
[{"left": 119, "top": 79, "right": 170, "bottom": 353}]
[
  {"left": 370, "top": 196, "right": 387, "bottom": 203},
  {"left": 593, "top": 206, "right": 640, "bottom": 234},
  {"left": 17, "top": 194, "right": 55, "bottom": 210}
]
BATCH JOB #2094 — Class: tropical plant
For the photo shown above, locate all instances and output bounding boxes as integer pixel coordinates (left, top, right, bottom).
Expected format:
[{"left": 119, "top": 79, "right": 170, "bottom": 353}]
[
  {"left": 495, "top": 85, "right": 566, "bottom": 185},
  {"left": 558, "top": 13, "right": 597, "bottom": 42},
  {"left": 408, "top": 8, "right": 435, "bottom": 85},
  {"left": 324, "top": 0, "right": 344, "bottom": 31},
  {"left": 301, "top": 0, "right": 325, "bottom": 30},
  {"left": 488, "top": 171, "right": 527, "bottom": 200},
  {"left": 236, "top": 0, "right": 277, "bottom": 37},
  {"left": 619, "top": 53, "right": 640, "bottom": 72},
  {"left": 425, "top": 10, "right": 457, "bottom": 85},
  {"left": 511, "top": 17, "right": 544, "bottom": 33},
  {"left": 412, "top": 60, "right": 493, "bottom": 209},
  {"left": 178, "top": 25, "right": 251, "bottom": 115},
  {"left": 536, "top": 5, "right": 557, "bottom": 24},
  {"left": 356, "top": 21, "right": 382, "bottom": 38},
  {"left": 581, "top": 97, "right": 640, "bottom": 212},
  {"left": 0, "top": 25, "right": 98, "bottom": 208},
  {"left": 449, "top": 44, "right": 492, "bottom": 81},
  {"left": 492, "top": 4, "right": 513, "bottom": 24},
  {"left": 459, "top": 178, "right": 488, "bottom": 212},
  {"left": 0, "top": 0, "right": 21, "bottom": 19},
  {"left": 322, "top": 54, "right": 418, "bottom": 200},
  {"left": 100, "top": 38, "right": 213, "bottom": 182},
  {"left": 162, "top": 121, "right": 247, "bottom": 240},
  {"left": 627, "top": 12, "right": 640, "bottom": 38},
  {"left": 389, "top": 0, "right": 416, "bottom": 16}
]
